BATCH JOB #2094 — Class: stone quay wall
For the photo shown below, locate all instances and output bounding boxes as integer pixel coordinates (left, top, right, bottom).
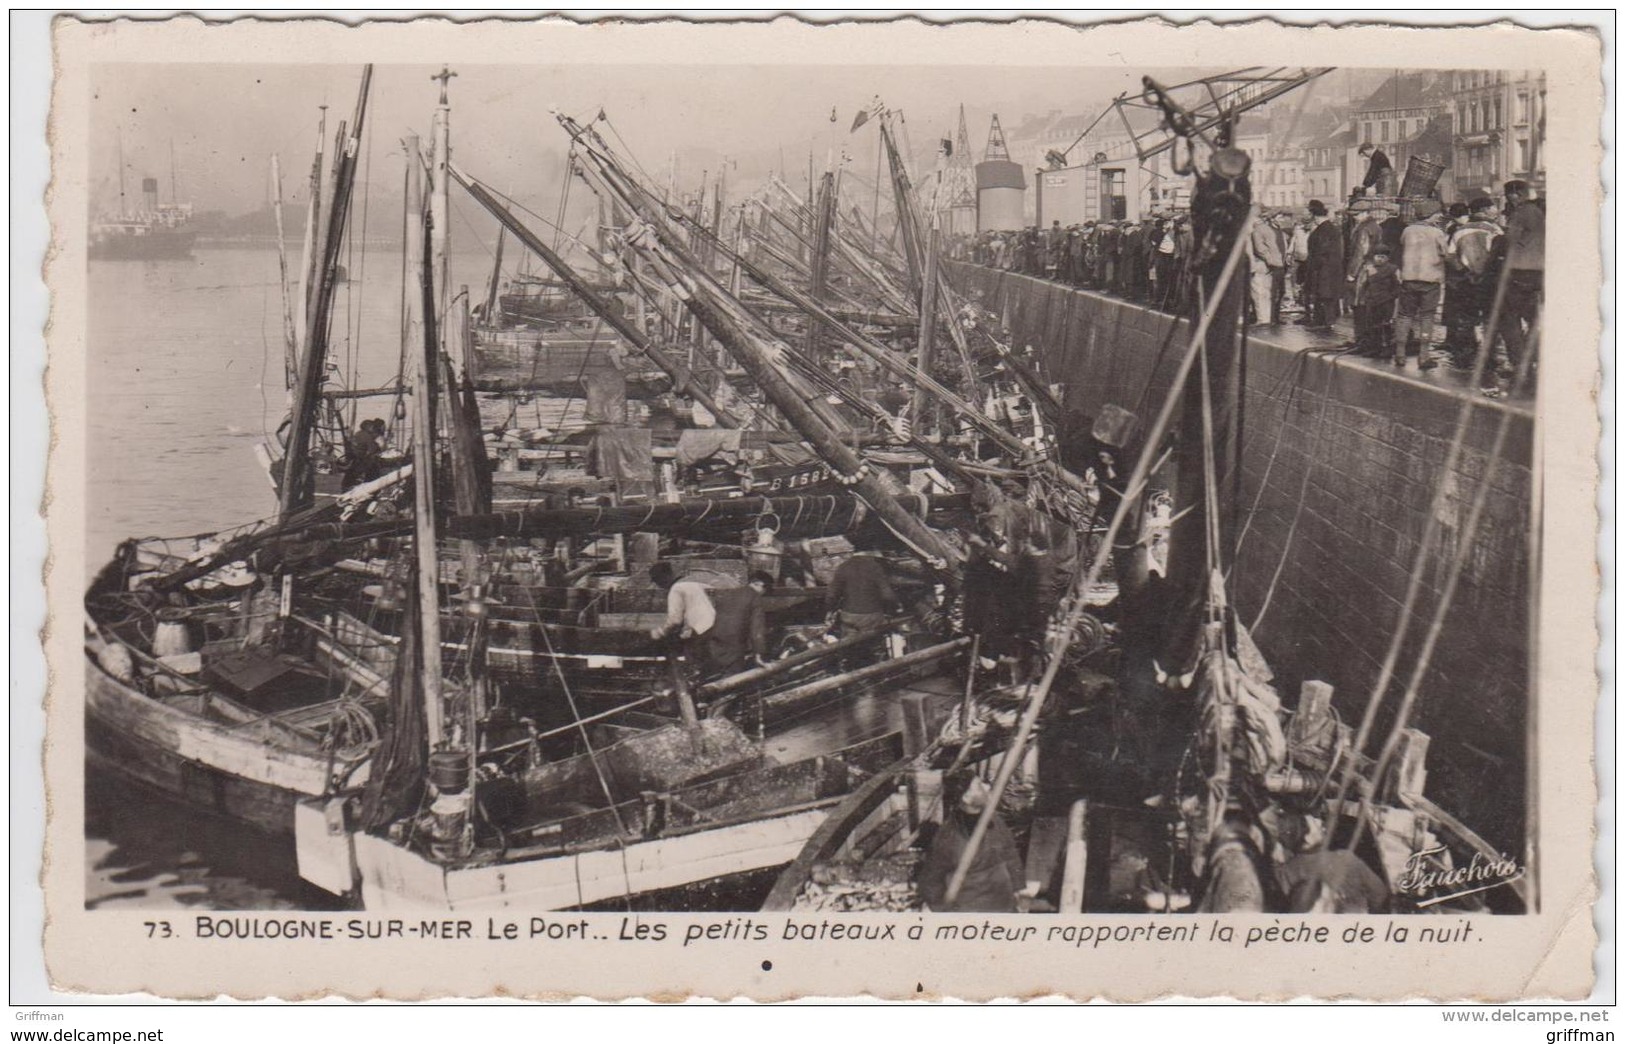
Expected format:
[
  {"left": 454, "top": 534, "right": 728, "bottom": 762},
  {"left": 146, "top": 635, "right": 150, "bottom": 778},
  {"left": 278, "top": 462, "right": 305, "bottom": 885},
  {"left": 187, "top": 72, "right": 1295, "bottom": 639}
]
[{"left": 950, "top": 263, "right": 1536, "bottom": 851}]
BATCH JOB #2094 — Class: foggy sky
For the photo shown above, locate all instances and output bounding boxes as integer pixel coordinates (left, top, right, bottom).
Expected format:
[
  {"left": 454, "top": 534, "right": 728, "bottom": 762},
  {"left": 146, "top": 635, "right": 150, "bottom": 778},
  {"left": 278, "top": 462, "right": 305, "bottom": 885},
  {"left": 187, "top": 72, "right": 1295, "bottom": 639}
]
[{"left": 90, "top": 62, "right": 1212, "bottom": 214}]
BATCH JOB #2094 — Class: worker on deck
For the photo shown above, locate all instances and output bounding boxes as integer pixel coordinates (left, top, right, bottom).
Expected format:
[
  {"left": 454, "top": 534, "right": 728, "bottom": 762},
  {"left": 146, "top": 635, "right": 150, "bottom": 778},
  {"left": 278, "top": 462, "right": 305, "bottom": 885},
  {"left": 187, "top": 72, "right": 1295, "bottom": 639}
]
[
  {"left": 917, "top": 774, "right": 1024, "bottom": 912},
  {"left": 1356, "top": 142, "right": 1395, "bottom": 198},
  {"left": 705, "top": 571, "right": 774, "bottom": 678},
  {"left": 648, "top": 561, "right": 716, "bottom": 679},
  {"left": 827, "top": 544, "right": 900, "bottom": 636},
  {"left": 340, "top": 418, "right": 387, "bottom": 490}
]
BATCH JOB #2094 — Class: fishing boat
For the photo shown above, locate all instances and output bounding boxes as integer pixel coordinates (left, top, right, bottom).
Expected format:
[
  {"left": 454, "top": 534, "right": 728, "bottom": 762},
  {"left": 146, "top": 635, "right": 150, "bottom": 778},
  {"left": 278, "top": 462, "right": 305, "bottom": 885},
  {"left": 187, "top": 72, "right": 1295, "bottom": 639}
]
[
  {"left": 82, "top": 68, "right": 381, "bottom": 837},
  {"left": 761, "top": 85, "right": 1530, "bottom": 918},
  {"left": 287, "top": 78, "right": 1070, "bottom": 911}
]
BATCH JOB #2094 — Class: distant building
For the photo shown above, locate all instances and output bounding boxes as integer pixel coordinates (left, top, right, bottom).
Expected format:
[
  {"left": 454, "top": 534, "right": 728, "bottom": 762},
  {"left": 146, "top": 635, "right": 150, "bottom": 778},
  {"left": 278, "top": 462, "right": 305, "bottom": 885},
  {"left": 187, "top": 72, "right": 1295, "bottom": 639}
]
[
  {"left": 1450, "top": 70, "right": 1547, "bottom": 199},
  {"left": 1302, "top": 123, "right": 1358, "bottom": 204},
  {"left": 1348, "top": 72, "right": 1450, "bottom": 194}
]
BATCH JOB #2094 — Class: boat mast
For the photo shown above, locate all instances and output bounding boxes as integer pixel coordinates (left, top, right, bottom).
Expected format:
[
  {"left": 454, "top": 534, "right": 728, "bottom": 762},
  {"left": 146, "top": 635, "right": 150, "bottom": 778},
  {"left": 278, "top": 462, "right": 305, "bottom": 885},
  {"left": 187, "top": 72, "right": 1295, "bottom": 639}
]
[
  {"left": 294, "top": 105, "right": 328, "bottom": 364},
  {"left": 803, "top": 160, "right": 836, "bottom": 363},
  {"left": 169, "top": 139, "right": 179, "bottom": 204},
  {"left": 483, "top": 226, "right": 505, "bottom": 323},
  {"left": 430, "top": 66, "right": 456, "bottom": 377},
  {"left": 403, "top": 133, "right": 446, "bottom": 751},
  {"left": 449, "top": 164, "right": 743, "bottom": 428},
  {"left": 269, "top": 155, "right": 298, "bottom": 389},
  {"left": 279, "top": 68, "right": 372, "bottom": 519}
]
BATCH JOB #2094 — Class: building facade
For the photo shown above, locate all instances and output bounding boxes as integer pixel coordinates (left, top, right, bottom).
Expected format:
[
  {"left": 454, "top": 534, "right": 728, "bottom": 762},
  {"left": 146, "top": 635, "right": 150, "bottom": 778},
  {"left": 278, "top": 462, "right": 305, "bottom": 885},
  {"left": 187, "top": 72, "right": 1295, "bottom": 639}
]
[
  {"left": 1348, "top": 72, "right": 1449, "bottom": 194},
  {"left": 1450, "top": 70, "right": 1547, "bottom": 200}
]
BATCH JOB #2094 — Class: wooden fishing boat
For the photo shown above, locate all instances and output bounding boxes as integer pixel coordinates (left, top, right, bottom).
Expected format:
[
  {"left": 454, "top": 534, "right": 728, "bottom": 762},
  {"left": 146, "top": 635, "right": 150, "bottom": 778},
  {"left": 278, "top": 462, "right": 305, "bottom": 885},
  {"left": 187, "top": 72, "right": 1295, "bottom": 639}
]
[{"left": 84, "top": 536, "right": 385, "bottom": 834}]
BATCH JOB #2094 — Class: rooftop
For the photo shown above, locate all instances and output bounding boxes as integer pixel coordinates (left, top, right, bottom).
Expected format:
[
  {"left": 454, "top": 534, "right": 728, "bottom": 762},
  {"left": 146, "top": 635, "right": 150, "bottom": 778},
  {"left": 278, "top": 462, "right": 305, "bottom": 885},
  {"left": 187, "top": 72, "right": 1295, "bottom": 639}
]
[{"left": 1352, "top": 72, "right": 1450, "bottom": 115}]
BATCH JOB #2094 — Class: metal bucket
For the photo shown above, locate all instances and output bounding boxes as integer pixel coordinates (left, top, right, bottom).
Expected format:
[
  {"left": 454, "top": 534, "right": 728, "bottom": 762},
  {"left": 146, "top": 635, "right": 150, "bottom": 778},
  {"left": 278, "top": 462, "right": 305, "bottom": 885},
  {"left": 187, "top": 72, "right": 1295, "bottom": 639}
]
[
  {"left": 152, "top": 609, "right": 192, "bottom": 657},
  {"left": 427, "top": 750, "right": 472, "bottom": 794}
]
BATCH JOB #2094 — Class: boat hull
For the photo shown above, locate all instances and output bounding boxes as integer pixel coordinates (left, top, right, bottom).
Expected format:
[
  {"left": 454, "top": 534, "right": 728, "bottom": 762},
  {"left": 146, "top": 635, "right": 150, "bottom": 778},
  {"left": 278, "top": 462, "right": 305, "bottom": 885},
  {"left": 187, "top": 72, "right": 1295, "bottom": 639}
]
[
  {"left": 89, "top": 229, "right": 198, "bottom": 260},
  {"left": 352, "top": 807, "right": 832, "bottom": 911},
  {"left": 84, "top": 657, "right": 365, "bottom": 835}
]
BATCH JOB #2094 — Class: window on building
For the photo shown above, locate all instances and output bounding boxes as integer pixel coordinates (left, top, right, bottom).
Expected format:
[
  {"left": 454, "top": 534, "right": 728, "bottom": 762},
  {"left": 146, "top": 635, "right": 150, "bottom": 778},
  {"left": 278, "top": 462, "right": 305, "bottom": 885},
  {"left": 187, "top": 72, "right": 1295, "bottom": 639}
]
[
  {"left": 1517, "top": 92, "right": 1528, "bottom": 123},
  {"left": 1492, "top": 96, "right": 1502, "bottom": 128},
  {"left": 1380, "top": 121, "right": 1389, "bottom": 143},
  {"left": 1396, "top": 119, "right": 1406, "bottom": 140},
  {"left": 1518, "top": 137, "right": 1530, "bottom": 172}
]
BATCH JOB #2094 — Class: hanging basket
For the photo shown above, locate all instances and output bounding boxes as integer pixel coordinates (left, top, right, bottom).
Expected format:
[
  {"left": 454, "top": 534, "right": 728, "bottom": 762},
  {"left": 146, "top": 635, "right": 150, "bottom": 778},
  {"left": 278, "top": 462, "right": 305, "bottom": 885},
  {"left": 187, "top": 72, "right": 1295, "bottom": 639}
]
[{"left": 1399, "top": 155, "right": 1446, "bottom": 199}]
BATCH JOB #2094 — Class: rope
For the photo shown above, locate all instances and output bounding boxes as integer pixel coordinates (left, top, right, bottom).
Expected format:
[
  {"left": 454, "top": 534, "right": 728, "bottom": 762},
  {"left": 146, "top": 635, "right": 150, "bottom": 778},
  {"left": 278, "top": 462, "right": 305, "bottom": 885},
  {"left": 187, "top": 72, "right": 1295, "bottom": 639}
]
[
  {"left": 1319, "top": 252, "right": 1522, "bottom": 851},
  {"left": 1343, "top": 314, "right": 1539, "bottom": 853}
]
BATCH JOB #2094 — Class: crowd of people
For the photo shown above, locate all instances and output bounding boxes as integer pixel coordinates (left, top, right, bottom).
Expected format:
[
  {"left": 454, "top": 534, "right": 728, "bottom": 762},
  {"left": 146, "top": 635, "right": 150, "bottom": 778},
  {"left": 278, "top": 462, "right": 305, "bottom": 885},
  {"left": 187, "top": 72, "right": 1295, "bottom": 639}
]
[
  {"left": 959, "top": 214, "right": 1200, "bottom": 316},
  {"left": 959, "top": 173, "right": 1545, "bottom": 396}
]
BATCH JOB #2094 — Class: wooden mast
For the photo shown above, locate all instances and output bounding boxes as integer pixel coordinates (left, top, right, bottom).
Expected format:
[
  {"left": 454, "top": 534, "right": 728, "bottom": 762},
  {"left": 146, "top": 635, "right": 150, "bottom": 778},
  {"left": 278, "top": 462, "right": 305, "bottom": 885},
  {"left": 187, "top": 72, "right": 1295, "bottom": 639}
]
[
  {"left": 448, "top": 164, "right": 742, "bottom": 428},
  {"left": 404, "top": 134, "right": 445, "bottom": 752},
  {"left": 561, "top": 114, "right": 961, "bottom": 572},
  {"left": 803, "top": 165, "right": 836, "bottom": 362},
  {"left": 483, "top": 226, "right": 505, "bottom": 323},
  {"left": 295, "top": 105, "right": 327, "bottom": 351},
  {"left": 280, "top": 69, "right": 371, "bottom": 519},
  {"left": 269, "top": 154, "right": 298, "bottom": 390},
  {"left": 910, "top": 211, "right": 940, "bottom": 435}
]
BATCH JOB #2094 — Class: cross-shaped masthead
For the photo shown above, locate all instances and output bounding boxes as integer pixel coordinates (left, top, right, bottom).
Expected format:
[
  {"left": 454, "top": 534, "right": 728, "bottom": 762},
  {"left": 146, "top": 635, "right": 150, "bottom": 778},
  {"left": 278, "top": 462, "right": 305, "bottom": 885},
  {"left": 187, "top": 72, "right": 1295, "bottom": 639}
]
[{"left": 432, "top": 66, "right": 457, "bottom": 105}]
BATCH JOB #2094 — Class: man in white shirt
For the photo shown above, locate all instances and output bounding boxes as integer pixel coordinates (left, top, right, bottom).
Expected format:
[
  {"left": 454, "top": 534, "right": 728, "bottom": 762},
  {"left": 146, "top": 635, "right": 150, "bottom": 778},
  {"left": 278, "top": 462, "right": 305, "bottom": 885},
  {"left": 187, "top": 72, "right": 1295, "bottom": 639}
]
[{"left": 648, "top": 561, "right": 716, "bottom": 642}]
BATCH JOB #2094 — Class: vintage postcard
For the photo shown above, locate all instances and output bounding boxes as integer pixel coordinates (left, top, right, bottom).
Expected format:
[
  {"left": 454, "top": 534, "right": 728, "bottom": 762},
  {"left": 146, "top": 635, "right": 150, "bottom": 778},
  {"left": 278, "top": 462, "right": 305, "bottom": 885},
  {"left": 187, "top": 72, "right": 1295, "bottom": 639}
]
[{"left": 39, "top": 15, "right": 1604, "bottom": 1001}]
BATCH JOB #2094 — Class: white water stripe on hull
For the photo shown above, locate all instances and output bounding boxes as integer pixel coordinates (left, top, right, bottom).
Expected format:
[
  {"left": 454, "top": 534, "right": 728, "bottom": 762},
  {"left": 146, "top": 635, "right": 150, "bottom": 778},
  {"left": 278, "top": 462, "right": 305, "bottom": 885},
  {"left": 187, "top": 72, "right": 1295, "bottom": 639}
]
[{"left": 354, "top": 808, "right": 829, "bottom": 912}]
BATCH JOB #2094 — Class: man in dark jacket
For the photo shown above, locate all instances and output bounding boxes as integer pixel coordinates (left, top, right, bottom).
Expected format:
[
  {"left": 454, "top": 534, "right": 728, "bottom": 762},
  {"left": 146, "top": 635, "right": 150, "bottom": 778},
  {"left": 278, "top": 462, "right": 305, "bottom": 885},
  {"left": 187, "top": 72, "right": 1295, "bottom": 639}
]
[
  {"left": 1357, "top": 142, "right": 1395, "bottom": 197},
  {"left": 705, "top": 572, "right": 773, "bottom": 678},
  {"left": 1303, "top": 200, "right": 1345, "bottom": 331},
  {"left": 827, "top": 549, "right": 899, "bottom": 635},
  {"left": 917, "top": 775, "right": 1024, "bottom": 912}
]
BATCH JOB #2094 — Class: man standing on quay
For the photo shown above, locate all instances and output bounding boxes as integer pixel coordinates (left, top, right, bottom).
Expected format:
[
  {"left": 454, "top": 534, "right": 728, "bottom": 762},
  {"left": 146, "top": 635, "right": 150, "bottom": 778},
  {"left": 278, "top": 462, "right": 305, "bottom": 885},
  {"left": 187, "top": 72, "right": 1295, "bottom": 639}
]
[{"left": 1302, "top": 200, "right": 1345, "bottom": 331}]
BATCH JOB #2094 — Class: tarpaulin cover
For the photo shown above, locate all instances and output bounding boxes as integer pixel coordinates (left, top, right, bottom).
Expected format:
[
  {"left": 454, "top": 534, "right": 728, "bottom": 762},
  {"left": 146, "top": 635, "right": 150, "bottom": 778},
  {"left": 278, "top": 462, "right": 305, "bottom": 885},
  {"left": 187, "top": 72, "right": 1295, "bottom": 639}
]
[
  {"left": 675, "top": 428, "right": 743, "bottom": 467},
  {"left": 588, "top": 425, "right": 654, "bottom": 495}
]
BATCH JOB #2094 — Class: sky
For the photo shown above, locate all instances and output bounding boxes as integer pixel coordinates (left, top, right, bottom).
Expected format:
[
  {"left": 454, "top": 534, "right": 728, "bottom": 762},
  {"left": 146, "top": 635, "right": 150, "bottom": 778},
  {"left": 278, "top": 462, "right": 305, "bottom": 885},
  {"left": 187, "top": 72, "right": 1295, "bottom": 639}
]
[{"left": 87, "top": 61, "right": 1223, "bottom": 218}]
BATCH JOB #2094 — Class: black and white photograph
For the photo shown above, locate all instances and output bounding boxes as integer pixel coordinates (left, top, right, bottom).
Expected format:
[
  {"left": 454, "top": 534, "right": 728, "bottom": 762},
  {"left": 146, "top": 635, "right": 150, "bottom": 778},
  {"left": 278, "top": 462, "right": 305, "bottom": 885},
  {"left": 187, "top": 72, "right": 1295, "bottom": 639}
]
[{"left": 36, "top": 14, "right": 1603, "bottom": 1003}]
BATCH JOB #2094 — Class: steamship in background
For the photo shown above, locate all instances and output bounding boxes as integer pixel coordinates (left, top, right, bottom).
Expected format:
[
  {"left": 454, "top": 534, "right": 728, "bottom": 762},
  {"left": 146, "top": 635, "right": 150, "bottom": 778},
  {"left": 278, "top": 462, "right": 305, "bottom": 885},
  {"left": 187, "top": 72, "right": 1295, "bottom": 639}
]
[{"left": 90, "top": 137, "right": 197, "bottom": 261}]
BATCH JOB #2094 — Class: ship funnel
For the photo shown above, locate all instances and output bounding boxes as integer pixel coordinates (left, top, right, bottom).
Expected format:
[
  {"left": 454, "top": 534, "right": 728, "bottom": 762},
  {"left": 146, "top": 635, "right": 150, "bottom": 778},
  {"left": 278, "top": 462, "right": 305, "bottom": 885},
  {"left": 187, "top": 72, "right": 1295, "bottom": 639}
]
[{"left": 141, "top": 177, "right": 159, "bottom": 211}]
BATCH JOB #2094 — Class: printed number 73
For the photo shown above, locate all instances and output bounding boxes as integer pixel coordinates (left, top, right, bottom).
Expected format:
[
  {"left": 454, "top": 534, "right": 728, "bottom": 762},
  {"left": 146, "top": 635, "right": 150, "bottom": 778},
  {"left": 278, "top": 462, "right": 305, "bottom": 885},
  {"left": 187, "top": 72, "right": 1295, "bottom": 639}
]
[{"left": 143, "top": 920, "right": 173, "bottom": 938}]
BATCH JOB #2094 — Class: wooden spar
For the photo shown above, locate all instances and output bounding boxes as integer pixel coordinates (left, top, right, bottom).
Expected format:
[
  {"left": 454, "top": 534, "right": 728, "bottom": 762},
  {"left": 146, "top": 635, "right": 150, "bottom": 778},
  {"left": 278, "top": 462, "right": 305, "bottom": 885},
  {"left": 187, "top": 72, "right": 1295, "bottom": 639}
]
[
  {"left": 566, "top": 151, "right": 961, "bottom": 572},
  {"left": 690, "top": 211, "right": 1029, "bottom": 458},
  {"left": 404, "top": 135, "right": 446, "bottom": 751},
  {"left": 870, "top": 125, "right": 882, "bottom": 251},
  {"left": 295, "top": 106, "right": 327, "bottom": 346},
  {"left": 803, "top": 168, "right": 836, "bottom": 361},
  {"left": 483, "top": 226, "right": 506, "bottom": 321},
  {"left": 698, "top": 630, "right": 889, "bottom": 699},
  {"left": 269, "top": 154, "right": 298, "bottom": 390},
  {"left": 910, "top": 213, "right": 940, "bottom": 434},
  {"left": 447, "top": 163, "right": 741, "bottom": 429},
  {"left": 740, "top": 296, "right": 917, "bottom": 329},
  {"left": 878, "top": 116, "right": 924, "bottom": 295},
  {"left": 322, "top": 385, "right": 408, "bottom": 401},
  {"left": 279, "top": 66, "right": 372, "bottom": 520},
  {"left": 757, "top": 636, "right": 969, "bottom": 710},
  {"left": 430, "top": 69, "right": 455, "bottom": 379},
  {"left": 727, "top": 203, "right": 745, "bottom": 299}
]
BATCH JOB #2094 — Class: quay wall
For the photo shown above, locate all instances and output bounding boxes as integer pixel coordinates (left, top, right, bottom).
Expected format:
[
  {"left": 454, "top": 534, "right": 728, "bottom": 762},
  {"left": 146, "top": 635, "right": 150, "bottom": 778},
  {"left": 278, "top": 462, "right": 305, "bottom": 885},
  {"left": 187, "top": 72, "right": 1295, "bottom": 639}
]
[{"left": 951, "top": 263, "right": 1535, "bottom": 851}]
